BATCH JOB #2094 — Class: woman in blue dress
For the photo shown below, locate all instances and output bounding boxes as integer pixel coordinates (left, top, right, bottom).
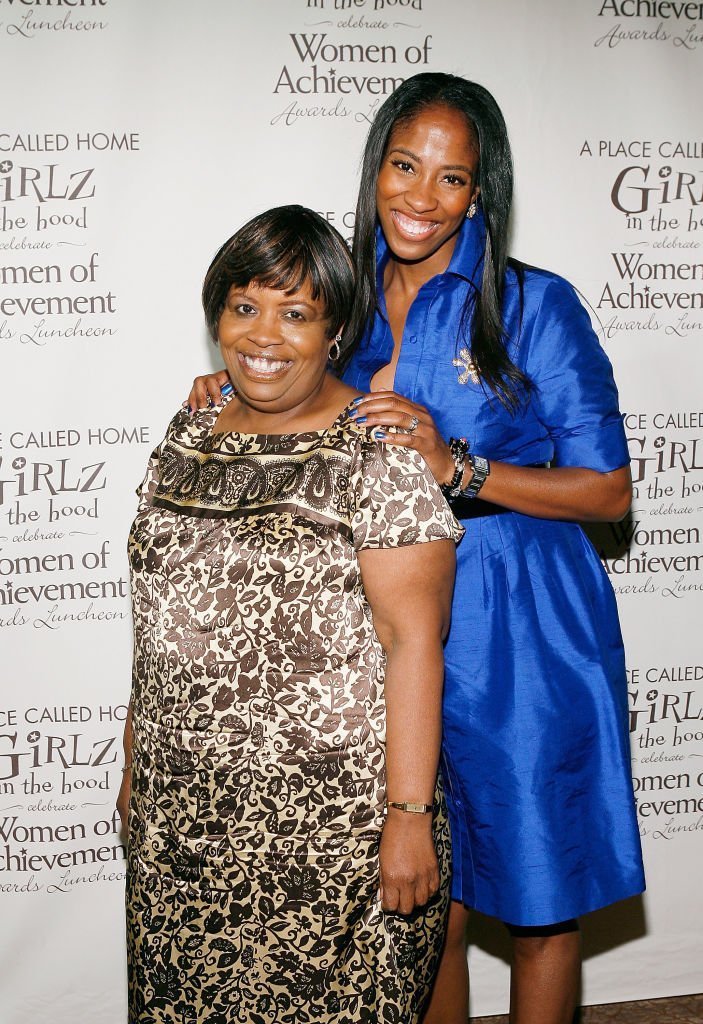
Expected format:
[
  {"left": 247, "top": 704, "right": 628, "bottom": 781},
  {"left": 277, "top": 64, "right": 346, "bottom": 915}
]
[{"left": 189, "top": 73, "right": 644, "bottom": 1024}]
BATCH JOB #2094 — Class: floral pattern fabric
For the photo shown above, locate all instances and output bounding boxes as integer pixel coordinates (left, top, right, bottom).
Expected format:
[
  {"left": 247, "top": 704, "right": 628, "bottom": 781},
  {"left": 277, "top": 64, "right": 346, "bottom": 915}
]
[{"left": 126, "top": 402, "right": 463, "bottom": 1023}]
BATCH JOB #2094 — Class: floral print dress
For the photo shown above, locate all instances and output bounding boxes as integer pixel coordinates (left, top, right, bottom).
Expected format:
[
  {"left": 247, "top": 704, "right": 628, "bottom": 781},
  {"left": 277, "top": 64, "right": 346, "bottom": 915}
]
[{"left": 126, "top": 401, "right": 463, "bottom": 1024}]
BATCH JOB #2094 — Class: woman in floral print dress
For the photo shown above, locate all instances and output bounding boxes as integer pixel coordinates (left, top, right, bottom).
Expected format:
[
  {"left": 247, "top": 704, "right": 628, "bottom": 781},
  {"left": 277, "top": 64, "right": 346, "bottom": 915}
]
[{"left": 117, "top": 206, "right": 463, "bottom": 1024}]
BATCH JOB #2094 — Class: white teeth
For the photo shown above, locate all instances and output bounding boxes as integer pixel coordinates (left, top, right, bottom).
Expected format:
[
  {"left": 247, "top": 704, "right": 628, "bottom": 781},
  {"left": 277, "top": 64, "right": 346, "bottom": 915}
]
[
  {"left": 242, "top": 355, "right": 290, "bottom": 373},
  {"left": 393, "top": 211, "right": 438, "bottom": 236}
]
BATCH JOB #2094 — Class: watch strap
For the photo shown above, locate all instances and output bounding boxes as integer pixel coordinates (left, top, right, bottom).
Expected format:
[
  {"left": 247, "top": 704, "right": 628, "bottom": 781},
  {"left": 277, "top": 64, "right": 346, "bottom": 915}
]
[
  {"left": 460, "top": 453, "right": 490, "bottom": 499},
  {"left": 386, "top": 801, "right": 434, "bottom": 814}
]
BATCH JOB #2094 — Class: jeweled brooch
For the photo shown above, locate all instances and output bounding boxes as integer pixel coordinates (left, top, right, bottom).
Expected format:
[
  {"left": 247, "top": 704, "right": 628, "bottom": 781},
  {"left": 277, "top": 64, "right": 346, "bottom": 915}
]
[{"left": 452, "top": 348, "right": 480, "bottom": 385}]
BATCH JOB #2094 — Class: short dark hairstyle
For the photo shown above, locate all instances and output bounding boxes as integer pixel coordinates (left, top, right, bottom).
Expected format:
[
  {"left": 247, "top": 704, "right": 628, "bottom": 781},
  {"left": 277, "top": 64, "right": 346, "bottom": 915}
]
[
  {"left": 344, "top": 72, "right": 529, "bottom": 410},
  {"left": 202, "top": 205, "right": 355, "bottom": 347}
]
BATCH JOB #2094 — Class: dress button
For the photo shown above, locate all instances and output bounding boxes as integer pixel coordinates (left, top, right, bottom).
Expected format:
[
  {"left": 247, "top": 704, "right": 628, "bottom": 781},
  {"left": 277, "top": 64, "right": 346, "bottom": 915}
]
[{"left": 407, "top": 334, "right": 417, "bottom": 345}]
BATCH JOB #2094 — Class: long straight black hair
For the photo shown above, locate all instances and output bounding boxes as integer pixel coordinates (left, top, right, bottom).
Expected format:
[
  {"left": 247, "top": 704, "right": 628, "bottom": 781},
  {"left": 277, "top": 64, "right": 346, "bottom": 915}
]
[{"left": 343, "top": 72, "right": 529, "bottom": 411}]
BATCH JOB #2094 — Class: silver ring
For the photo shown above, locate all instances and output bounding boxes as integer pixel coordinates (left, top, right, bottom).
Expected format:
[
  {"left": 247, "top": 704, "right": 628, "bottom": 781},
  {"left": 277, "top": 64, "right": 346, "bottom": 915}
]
[{"left": 407, "top": 415, "right": 420, "bottom": 433}]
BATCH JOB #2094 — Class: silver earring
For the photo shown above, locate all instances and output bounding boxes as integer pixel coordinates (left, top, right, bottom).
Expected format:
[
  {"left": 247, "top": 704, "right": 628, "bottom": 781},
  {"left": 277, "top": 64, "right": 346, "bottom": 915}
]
[
  {"left": 466, "top": 201, "right": 477, "bottom": 219},
  {"left": 329, "top": 335, "right": 341, "bottom": 362}
]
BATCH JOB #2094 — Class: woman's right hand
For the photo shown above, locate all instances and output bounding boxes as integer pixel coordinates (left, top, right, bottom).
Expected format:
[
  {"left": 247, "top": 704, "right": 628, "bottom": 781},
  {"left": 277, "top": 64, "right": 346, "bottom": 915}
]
[
  {"left": 187, "top": 369, "right": 231, "bottom": 411},
  {"left": 116, "top": 769, "right": 131, "bottom": 833}
]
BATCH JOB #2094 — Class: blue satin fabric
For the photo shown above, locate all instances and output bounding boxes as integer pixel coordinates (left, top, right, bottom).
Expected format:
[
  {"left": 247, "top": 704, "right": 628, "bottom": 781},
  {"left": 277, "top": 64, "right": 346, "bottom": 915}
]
[{"left": 343, "top": 214, "right": 645, "bottom": 925}]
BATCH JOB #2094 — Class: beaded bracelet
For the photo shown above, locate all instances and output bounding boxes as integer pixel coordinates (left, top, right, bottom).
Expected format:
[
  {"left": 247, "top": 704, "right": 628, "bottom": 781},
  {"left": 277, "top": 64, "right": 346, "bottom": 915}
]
[{"left": 441, "top": 437, "right": 469, "bottom": 499}]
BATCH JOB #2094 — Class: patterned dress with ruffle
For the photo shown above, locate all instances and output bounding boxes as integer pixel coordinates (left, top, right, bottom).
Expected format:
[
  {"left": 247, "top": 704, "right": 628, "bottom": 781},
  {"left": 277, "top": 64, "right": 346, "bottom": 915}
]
[{"left": 126, "top": 402, "right": 463, "bottom": 1024}]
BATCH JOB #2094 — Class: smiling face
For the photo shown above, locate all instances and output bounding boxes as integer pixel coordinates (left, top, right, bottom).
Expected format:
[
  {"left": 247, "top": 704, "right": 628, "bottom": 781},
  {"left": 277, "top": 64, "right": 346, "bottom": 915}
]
[
  {"left": 217, "top": 280, "right": 335, "bottom": 421},
  {"left": 376, "top": 103, "right": 480, "bottom": 275}
]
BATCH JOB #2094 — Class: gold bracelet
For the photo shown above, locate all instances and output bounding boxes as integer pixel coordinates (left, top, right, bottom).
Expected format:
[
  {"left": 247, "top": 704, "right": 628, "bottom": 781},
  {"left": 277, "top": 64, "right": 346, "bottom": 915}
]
[
  {"left": 121, "top": 763, "right": 132, "bottom": 773},
  {"left": 386, "top": 801, "right": 433, "bottom": 814}
]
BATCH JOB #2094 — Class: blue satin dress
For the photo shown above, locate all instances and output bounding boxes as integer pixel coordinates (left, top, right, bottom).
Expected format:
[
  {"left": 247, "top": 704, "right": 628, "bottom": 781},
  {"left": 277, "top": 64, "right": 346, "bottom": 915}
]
[{"left": 343, "top": 214, "right": 645, "bottom": 926}]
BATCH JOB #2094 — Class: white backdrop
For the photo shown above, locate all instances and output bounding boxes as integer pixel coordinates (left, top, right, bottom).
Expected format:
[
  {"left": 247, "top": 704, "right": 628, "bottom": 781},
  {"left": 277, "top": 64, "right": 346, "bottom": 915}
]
[{"left": 1, "top": 1, "right": 702, "bottom": 1021}]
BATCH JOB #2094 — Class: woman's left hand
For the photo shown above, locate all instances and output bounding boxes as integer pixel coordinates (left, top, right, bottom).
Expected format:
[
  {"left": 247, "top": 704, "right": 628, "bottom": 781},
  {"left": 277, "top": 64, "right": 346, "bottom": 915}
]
[
  {"left": 379, "top": 811, "right": 440, "bottom": 915},
  {"left": 351, "top": 391, "right": 634, "bottom": 522},
  {"left": 350, "top": 391, "right": 455, "bottom": 486}
]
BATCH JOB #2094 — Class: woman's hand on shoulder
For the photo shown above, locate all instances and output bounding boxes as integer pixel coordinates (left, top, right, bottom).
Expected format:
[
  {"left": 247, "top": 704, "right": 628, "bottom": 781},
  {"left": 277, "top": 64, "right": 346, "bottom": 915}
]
[
  {"left": 379, "top": 809, "right": 439, "bottom": 914},
  {"left": 186, "top": 369, "right": 232, "bottom": 412},
  {"left": 350, "top": 390, "right": 455, "bottom": 486}
]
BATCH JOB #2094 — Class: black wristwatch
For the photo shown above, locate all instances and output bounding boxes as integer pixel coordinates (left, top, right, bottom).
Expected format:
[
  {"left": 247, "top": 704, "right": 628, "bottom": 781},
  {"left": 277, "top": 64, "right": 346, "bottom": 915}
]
[{"left": 459, "top": 453, "right": 490, "bottom": 499}]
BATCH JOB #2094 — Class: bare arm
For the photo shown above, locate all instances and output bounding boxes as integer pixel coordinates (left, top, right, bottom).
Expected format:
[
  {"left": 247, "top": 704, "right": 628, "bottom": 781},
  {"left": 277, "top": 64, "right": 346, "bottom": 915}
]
[
  {"left": 350, "top": 391, "right": 632, "bottom": 523},
  {"left": 116, "top": 701, "right": 133, "bottom": 831},
  {"left": 461, "top": 460, "right": 632, "bottom": 523},
  {"left": 358, "top": 537, "right": 455, "bottom": 914}
]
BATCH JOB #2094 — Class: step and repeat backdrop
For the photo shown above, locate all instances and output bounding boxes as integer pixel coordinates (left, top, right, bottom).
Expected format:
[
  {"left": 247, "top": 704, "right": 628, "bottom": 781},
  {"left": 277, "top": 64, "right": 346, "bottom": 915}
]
[{"left": 1, "top": 1, "right": 701, "bottom": 1020}]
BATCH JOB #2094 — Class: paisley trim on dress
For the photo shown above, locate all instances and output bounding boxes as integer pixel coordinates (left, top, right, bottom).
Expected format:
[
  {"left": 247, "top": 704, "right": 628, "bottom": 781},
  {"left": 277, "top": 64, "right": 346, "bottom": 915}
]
[
  {"left": 151, "top": 496, "right": 353, "bottom": 539},
  {"left": 153, "top": 437, "right": 353, "bottom": 524}
]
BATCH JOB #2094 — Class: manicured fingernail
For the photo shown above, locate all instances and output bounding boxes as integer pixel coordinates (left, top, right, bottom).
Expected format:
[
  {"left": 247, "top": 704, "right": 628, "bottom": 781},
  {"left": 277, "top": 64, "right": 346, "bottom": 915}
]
[
  {"left": 221, "top": 382, "right": 234, "bottom": 396},
  {"left": 186, "top": 404, "right": 193, "bottom": 414},
  {"left": 351, "top": 396, "right": 364, "bottom": 405},
  {"left": 356, "top": 416, "right": 367, "bottom": 424},
  {"left": 373, "top": 429, "right": 386, "bottom": 439}
]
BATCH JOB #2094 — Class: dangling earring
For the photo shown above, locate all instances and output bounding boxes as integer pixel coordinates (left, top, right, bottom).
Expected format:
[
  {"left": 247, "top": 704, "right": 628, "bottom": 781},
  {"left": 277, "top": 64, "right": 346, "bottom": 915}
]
[
  {"left": 329, "top": 335, "right": 341, "bottom": 362},
  {"left": 466, "top": 200, "right": 477, "bottom": 220}
]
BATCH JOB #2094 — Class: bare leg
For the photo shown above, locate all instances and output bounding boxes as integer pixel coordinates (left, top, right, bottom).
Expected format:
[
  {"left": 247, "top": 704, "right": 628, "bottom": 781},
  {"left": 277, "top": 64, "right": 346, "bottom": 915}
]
[
  {"left": 509, "top": 924, "right": 581, "bottom": 1024},
  {"left": 422, "top": 900, "right": 470, "bottom": 1024}
]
